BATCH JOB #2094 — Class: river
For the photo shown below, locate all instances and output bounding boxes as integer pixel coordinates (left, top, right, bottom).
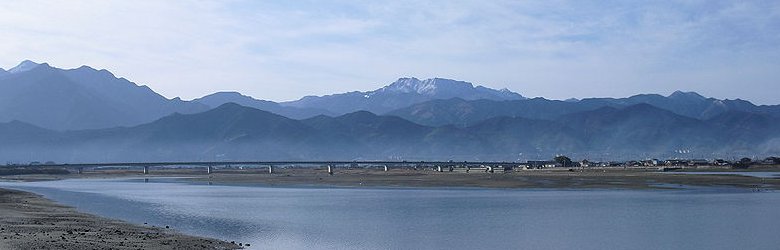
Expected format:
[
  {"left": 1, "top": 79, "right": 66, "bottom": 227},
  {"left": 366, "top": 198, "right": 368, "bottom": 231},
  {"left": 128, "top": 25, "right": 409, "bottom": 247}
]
[{"left": 2, "top": 178, "right": 779, "bottom": 250}]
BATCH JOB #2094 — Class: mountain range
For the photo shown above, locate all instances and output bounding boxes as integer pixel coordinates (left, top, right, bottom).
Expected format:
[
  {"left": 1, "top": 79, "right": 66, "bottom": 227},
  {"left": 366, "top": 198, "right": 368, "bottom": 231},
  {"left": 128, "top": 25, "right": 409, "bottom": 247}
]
[
  {"left": 2, "top": 102, "right": 778, "bottom": 163},
  {"left": 0, "top": 60, "right": 207, "bottom": 130},
  {"left": 193, "top": 92, "right": 335, "bottom": 119},
  {"left": 0, "top": 60, "right": 778, "bottom": 162},
  {"left": 387, "top": 93, "right": 780, "bottom": 127},
  {"left": 280, "top": 77, "right": 525, "bottom": 115}
]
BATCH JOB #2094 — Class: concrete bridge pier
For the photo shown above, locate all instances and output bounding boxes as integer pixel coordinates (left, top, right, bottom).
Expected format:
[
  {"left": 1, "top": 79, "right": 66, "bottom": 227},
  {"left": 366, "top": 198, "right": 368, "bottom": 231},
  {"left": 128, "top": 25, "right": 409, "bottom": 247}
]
[
  {"left": 143, "top": 166, "right": 149, "bottom": 175},
  {"left": 327, "top": 165, "right": 333, "bottom": 175}
]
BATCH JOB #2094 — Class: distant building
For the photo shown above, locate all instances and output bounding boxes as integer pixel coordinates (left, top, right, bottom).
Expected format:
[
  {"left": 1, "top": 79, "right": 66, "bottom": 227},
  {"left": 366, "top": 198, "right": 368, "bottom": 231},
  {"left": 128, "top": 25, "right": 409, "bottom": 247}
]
[
  {"left": 665, "top": 160, "right": 687, "bottom": 166},
  {"left": 526, "top": 160, "right": 559, "bottom": 168},
  {"left": 689, "top": 159, "right": 710, "bottom": 166},
  {"left": 641, "top": 159, "right": 663, "bottom": 166},
  {"left": 598, "top": 161, "right": 622, "bottom": 167},
  {"left": 712, "top": 159, "right": 730, "bottom": 166},
  {"left": 759, "top": 157, "right": 779, "bottom": 165}
]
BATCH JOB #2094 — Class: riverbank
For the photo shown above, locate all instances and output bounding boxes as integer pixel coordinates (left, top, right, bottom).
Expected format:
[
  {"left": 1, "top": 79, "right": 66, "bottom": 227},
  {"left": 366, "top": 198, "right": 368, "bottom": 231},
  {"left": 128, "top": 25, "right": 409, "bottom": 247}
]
[
  {"left": 4, "top": 166, "right": 779, "bottom": 190},
  {"left": 0, "top": 188, "right": 242, "bottom": 250},
  {"left": 194, "top": 167, "right": 780, "bottom": 190}
]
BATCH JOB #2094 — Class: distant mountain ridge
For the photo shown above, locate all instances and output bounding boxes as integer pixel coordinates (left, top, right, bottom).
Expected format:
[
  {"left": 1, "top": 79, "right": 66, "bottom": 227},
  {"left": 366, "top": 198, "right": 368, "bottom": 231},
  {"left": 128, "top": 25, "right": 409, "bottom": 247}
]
[
  {"left": 280, "top": 77, "right": 525, "bottom": 115},
  {"left": 193, "top": 92, "right": 335, "bottom": 119},
  {"left": 7, "top": 60, "right": 777, "bottom": 130},
  {"left": 387, "top": 92, "right": 780, "bottom": 127},
  {"left": 7, "top": 60, "right": 41, "bottom": 74},
  {"left": 1, "top": 60, "right": 779, "bottom": 162},
  {"left": 1, "top": 102, "right": 778, "bottom": 163},
  {"left": 1, "top": 61, "right": 531, "bottom": 130},
  {"left": 0, "top": 60, "right": 208, "bottom": 130}
]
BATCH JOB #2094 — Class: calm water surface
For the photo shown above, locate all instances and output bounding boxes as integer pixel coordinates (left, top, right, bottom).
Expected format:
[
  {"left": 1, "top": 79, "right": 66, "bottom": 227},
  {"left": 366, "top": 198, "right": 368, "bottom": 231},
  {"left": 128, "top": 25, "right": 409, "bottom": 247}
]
[
  {"left": 664, "top": 171, "right": 780, "bottom": 178},
  {"left": 2, "top": 178, "right": 779, "bottom": 250}
]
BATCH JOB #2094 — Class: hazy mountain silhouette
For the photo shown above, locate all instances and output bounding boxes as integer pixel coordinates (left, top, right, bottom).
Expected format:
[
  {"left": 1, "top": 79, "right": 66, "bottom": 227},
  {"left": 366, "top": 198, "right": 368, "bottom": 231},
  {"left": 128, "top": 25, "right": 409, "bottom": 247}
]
[
  {"left": 558, "top": 104, "right": 717, "bottom": 152},
  {"left": 388, "top": 92, "right": 780, "bottom": 127},
  {"left": 281, "top": 77, "right": 525, "bottom": 115},
  {"left": 461, "top": 116, "right": 585, "bottom": 157},
  {"left": 387, "top": 97, "right": 614, "bottom": 127},
  {"left": 0, "top": 120, "right": 57, "bottom": 143},
  {"left": 302, "top": 111, "right": 436, "bottom": 158},
  {"left": 0, "top": 60, "right": 208, "bottom": 130},
  {"left": 194, "top": 92, "right": 334, "bottom": 119},
  {"left": 577, "top": 91, "right": 780, "bottom": 120},
  {"left": 111, "top": 103, "right": 327, "bottom": 161},
  {"left": 0, "top": 103, "right": 329, "bottom": 162},
  {"left": 1, "top": 61, "right": 779, "bottom": 162},
  {"left": 705, "top": 111, "right": 780, "bottom": 151},
  {"left": 2, "top": 103, "right": 779, "bottom": 163}
]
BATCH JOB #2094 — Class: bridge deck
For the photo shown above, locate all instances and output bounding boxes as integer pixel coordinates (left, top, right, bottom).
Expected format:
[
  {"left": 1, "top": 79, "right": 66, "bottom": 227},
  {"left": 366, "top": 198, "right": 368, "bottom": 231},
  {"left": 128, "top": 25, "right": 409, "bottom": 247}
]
[{"left": 10, "top": 161, "right": 523, "bottom": 170}]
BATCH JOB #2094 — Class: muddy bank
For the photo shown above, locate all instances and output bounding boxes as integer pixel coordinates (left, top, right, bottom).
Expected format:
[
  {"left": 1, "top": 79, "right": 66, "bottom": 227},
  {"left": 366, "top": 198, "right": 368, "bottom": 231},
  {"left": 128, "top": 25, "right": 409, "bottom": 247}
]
[
  {"left": 186, "top": 167, "right": 780, "bottom": 190},
  {"left": 2, "top": 166, "right": 779, "bottom": 190},
  {"left": 0, "top": 188, "right": 242, "bottom": 250}
]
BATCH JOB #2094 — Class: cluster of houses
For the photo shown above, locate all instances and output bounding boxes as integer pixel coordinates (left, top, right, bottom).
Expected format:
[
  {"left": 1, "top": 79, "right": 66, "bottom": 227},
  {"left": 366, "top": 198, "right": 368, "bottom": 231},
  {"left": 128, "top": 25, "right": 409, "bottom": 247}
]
[{"left": 521, "top": 157, "right": 780, "bottom": 169}]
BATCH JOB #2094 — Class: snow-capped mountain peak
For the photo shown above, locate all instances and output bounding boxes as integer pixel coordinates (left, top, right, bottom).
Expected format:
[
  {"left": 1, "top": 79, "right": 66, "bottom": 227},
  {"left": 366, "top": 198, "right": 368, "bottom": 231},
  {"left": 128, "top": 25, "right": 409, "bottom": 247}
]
[
  {"left": 381, "top": 77, "right": 426, "bottom": 94},
  {"left": 283, "top": 77, "right": 525, "bottom": 115},
  {"left": 380, "top": 77, "right": 484, "bottom": 96}
]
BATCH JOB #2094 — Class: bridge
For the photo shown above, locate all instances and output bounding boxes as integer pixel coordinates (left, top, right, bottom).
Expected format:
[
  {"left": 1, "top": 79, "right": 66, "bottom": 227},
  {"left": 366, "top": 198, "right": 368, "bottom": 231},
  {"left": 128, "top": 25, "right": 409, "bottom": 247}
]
[{"left": 12, "top": 161, "right": 525, "bottom": 174}]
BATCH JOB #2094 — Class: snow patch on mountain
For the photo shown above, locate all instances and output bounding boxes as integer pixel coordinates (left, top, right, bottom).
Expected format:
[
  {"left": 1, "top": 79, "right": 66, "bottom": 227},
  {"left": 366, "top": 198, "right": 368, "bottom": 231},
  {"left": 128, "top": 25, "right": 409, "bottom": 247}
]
[
  {"left": 375, "top": 77, "right": 524, "bottom": 100},
  {"left": 8, "top": 60, "right": 42, "bottom": 74}
]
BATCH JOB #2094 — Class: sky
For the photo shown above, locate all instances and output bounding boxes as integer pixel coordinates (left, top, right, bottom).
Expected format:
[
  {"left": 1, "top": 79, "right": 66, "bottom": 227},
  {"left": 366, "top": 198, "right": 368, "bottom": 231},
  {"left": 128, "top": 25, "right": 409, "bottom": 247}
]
[{"left": 0, "top": 0, "right": 779, "bottom": 104}]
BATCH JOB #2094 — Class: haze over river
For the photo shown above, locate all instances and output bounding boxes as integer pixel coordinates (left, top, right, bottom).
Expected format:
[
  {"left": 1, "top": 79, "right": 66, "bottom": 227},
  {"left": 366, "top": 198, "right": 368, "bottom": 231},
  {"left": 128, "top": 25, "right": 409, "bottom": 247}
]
[{"left": 2, "top": 178, "right": 780, "bottom": 250}]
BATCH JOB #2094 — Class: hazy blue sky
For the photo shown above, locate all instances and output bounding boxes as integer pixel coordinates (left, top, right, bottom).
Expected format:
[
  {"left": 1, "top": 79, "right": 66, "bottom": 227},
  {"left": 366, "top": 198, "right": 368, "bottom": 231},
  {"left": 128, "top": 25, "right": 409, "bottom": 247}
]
[{"left": 1, "top": 1, "right": 778, "bottom": 104}]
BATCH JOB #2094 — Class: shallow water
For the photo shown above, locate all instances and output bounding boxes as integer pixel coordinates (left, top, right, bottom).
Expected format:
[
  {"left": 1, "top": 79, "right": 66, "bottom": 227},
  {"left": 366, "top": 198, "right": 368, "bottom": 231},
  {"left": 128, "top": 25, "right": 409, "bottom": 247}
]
[
  {"left": 664, "top": 171, "right": 780, "bottom": 178},
  {"left": 2, "top": 178, "right": 780, "bottom": 250}
]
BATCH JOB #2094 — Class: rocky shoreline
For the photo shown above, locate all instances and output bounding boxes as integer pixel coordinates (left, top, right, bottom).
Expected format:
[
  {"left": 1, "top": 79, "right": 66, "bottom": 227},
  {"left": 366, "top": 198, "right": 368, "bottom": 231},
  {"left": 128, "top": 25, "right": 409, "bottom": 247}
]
[{"left": 0, "top": 188, "right": 242, "bottom": 250}]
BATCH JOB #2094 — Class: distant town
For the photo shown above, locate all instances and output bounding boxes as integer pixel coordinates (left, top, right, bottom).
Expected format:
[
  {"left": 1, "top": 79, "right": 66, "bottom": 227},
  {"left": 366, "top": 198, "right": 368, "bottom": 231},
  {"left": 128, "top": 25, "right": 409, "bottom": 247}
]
[
  {"left": 528, "top": 155, "right": 780, "bottom": 170},
  {"left": 3, "top": 155, "right": 779, "bottom": 177}
]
